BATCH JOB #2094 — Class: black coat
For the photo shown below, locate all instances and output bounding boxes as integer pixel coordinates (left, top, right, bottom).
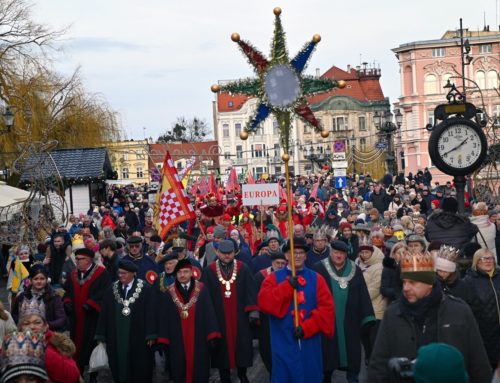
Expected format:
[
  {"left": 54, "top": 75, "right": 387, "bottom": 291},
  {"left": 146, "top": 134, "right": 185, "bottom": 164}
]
[
  {"left": 425, "top": 211, "right": 478, "bottom": 251},
  {"left": 160, "top": 280, "right": 220, "bottom": 383},
  {"left": 95, "top": 279, "right": 157, "bottom": 383},
  {"left": 338, "top": 234, "right": 359, "bottom": 262},
  {"left": 368, "top": 294, "right": 491, "bottom": 383},
  {"left": 369, "top": 190, "right": 389, "bottom": 214},
  {"left": 437, "top": 271, "right": 468, "bottom": 301},
  {"left": 463, "top": 267, "right": 500, "bottom": 368},
  {"left": 314, "top": 260, "right": 375, "bottom": 373},
  {"left": 201, "top": 260, "right": 258, "bottom": 369},
  {"left": 380, "top": 257, "right": 402, "bottom": 303}
]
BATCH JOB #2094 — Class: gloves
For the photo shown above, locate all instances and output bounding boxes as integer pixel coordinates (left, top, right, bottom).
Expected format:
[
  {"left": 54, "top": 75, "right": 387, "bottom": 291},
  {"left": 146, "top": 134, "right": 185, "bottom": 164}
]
[
  {"left": 249, "top": 311, "right": 260, "bottom": 326},
  {"left": 288, "top": 276, "right": 299, "bottom": 289},
  {"left": 293, "top": 326, "right": 304, "bottom": 339}
]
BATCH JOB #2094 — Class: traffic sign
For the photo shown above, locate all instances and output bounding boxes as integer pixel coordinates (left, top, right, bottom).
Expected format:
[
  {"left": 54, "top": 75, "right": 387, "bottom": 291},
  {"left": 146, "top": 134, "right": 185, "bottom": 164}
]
[
  {"left": 375, "top": 141, "right": 387, "bottom": 149},
  {"left": 335, "top": 176, "right": 347, "bottom": 189},
  {"left": 334, "top": 168, "right": 347, "bottom": 177},
  {"left": 333, "top": 140, "right": 346, "bottom": 152},
  {"left": 332, "top": 152, "right": 346, "bottom": 161},
  {"left": 331, "top": 160, "right": 348, "bottom": 169}
]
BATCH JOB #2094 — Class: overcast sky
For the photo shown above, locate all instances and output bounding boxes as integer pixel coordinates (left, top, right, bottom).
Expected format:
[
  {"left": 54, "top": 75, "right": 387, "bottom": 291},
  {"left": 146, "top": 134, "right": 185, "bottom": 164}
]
[{"left": 32, "top": 0, "right": 499, "bottom": 140}]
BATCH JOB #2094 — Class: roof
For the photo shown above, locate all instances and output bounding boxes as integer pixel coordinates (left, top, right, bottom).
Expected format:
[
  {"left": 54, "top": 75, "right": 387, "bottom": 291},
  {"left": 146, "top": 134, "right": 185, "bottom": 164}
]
[
  {"left": 20, "top": 147, "right": 114, "bottom": 182},
  {"left": 217, "top": 65, "right": 386, "bottom": 112},
  {"left": 149, "top": 141, "right": 220, "bottom": 169}
]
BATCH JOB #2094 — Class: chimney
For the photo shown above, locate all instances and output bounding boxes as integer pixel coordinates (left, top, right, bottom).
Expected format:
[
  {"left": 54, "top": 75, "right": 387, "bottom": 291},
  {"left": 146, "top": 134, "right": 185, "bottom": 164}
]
[
  {"left": 315, "top": 68, "right": 320, "bottom": 77},
  {"left": 347, "top": 64, "right": 351, "bottom": 73}
]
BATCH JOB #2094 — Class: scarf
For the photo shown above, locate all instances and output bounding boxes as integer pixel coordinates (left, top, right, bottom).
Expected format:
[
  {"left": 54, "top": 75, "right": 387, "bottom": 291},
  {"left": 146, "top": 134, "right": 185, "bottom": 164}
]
[{"left": 399, "top": 283, "right": 442, "bottom": 326}]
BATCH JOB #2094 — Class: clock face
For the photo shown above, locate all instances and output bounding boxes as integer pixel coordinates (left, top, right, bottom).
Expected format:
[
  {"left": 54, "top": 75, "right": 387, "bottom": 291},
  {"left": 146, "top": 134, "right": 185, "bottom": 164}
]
[{"left": 436, "top": 123, "right": 482, "bottom": 169}]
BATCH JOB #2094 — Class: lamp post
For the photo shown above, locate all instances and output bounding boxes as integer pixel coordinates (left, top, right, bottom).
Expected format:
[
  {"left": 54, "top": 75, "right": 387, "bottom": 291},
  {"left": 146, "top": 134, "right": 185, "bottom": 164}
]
[
  {"left": 349, "top": 133, "right": 356, "bottom": 175},
  {"left": 0, "top": 106, "right": 14, "bottom": 135},
  {"left": 303, "top": 144, "right": 332, "bottom": 173},
  {"left": 373, "top": 109, "right": 403, "bottom": 176}
]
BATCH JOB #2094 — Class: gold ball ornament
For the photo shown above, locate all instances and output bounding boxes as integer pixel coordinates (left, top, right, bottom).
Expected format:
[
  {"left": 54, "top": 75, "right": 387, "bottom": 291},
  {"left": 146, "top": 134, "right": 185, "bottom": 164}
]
[
  {"left": 239, "top": 130, "right": 249, "bottom": 140},
  {"left": 281, "top": 153, "right": 290, "bottom": 162},
  {"left": 312, "top": 34, "right": 321, "bottom": 43},
  {"left": 320, "top": 130, "right": 330, "bottom": 138},
  {"left": 337, "top": 80, "right": 346, "bottom": 89},
  {"left": 231, "top": 33, "right": 240, "bottom": 42},
  {"left": 210, "top": 84, "right": 221, "bottom": 93},
  {"left": 273, "top": 7, "right": 282, "bottom": 16}
]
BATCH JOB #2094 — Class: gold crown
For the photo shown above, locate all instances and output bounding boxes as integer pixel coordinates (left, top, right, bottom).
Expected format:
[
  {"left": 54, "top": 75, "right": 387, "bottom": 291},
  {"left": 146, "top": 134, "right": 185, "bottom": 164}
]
[
  {"left": 400, "top": 251, "right": 434, "bottom": 273},
  {"left": 2, "top": 331, "right": 46, "bottom": 370},
  {"left": 436, "top": 245, "right": 459, "bottom": 263},
  {"left": 19, "top": 298, "right": 46, "bottom": 321}
]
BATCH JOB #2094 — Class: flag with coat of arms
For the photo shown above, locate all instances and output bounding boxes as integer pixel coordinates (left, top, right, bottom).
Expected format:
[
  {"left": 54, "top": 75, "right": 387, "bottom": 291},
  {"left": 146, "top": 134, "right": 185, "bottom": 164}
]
[{"left": 154, "top": 152, "right": 195, "bottom": 239}]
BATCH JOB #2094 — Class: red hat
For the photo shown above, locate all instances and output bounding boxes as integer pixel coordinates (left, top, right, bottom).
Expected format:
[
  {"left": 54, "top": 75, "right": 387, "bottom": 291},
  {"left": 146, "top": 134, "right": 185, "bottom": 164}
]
[
  {"left": 243, "top": 212, "right": 250, "bottom": 218},
  {"left": 431, "top": 200, "right": 440, "bottom": 208},
  {"left": 339, "top": 222, "right": 352, "bottom": 233},
  {"left": 277, "top": 205, "right": 287, "bottom": 213},
  {"left": 222, "top": 213, "right": 232, "bottom": 221},
  {"left": 206, "top": 226, "right": 215, "bottom": 234}
]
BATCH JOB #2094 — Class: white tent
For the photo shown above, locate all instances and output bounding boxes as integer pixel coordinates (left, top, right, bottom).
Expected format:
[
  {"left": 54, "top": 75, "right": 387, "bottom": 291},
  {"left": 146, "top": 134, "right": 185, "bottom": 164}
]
[{"left": 0, "top": 182, "right": 30, "bottom": 207}]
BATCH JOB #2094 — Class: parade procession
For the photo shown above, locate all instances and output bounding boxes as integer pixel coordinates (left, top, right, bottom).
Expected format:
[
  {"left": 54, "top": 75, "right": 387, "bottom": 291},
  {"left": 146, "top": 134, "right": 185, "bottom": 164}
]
[{"left": 1, "top": 1, "right": 500, "bottom": 382}]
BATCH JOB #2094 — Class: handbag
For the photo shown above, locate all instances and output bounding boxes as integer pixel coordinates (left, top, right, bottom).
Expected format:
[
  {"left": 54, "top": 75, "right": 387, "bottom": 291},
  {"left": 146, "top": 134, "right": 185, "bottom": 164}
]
[{"left": 89, "top": 343, "right": 109, "bottom": 372}]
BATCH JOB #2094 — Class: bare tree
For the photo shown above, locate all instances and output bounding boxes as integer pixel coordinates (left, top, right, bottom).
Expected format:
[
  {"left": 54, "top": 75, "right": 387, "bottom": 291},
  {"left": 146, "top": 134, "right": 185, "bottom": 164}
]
[{"left": 158, "top": 116, "right": 212, "bottom": 143}]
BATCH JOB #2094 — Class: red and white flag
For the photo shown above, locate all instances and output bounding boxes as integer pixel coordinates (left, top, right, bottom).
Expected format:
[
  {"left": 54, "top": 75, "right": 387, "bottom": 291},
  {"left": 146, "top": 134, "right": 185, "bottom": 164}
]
[{"left": 154, "top": 152, "right": 195, "bottom": 240}]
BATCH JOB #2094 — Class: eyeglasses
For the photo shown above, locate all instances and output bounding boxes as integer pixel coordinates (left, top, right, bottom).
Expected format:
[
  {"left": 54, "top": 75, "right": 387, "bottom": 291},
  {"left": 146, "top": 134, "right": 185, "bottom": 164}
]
[{"left": 479, "top": 256, "right": 494, "bottom": 262}]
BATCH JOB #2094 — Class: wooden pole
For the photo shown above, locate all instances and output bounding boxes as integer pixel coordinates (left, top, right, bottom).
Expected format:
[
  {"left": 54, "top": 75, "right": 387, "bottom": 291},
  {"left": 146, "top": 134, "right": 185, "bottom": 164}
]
[
  {"left": 260, "top": 200, "right": 264, "bottom": 233},
  {"left": 283, "top": 155, "right": 300, "bottom": 329}
]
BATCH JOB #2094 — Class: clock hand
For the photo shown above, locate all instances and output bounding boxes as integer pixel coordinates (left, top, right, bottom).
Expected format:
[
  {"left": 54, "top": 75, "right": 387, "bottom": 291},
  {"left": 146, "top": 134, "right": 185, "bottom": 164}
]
[{"left": 441, "top": 137, "right": 469, "bottom": 157}]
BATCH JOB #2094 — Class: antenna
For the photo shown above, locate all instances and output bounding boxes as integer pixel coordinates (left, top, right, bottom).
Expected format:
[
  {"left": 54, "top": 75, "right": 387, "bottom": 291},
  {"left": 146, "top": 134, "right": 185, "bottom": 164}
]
[{"left": 484, "top": 10, "right": 487, "bottom": 30}]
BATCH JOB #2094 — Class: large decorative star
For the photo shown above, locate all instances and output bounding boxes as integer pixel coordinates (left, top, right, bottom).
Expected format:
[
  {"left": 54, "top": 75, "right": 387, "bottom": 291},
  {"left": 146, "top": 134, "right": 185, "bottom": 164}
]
[{"left": 211, "top": 7, "right": 345, "bottom": 151}]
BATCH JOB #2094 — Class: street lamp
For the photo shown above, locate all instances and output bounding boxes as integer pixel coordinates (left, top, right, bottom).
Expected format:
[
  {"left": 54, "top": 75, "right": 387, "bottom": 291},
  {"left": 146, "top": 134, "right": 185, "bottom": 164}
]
[
  {"left": 303, "top": 144, "right": 333, "bottom": 173},
  {"left": 0, "top": 106, "right": 14, "bottom": 135},
  {"left": 374, "top": 109, "right": 403, "bottom": 176},
  {"left": 349, "top": 133, "right": 356, "bottom": 175}
]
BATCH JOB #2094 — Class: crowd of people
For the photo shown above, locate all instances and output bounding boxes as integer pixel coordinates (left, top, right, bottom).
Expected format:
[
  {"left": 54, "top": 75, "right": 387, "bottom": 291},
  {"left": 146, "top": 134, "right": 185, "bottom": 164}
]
[{"left": 0, "top": 170, "right": 499, "bottom": 383}]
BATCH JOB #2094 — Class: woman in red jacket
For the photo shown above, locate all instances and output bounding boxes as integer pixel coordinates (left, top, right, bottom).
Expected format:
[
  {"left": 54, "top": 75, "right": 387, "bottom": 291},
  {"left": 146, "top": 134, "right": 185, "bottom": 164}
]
[{"left": 18, "top": 312, "right": 82, "bottom": 383}]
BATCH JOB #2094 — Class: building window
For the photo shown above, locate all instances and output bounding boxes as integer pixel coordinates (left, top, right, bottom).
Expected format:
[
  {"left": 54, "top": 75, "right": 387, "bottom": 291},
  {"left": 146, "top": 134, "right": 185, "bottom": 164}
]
[
  {"left": 235, "top": 123, "right": 242, "bottom": 136},
  {"left": 136, "top": 153, "right": 144, "bottom": 160},
  {"left": 493, "top": 105, "right": 500, "bottom": 126},
  {"left": 476, "top": 71, "right": 486, "bottom": 89},
  {"left": 275, "top": 166, "right": 282, "bottom": 174},
  {"left": 136, "top": 167, "right": 144, "bottom": 178},
  {"left": 424, "top": 74, "right": 438, "bottom": 94},
  {"left": 428, "top": 111, "right": 435, "bottom": 127},
  {"left": 224, "top": 147, "right": 230, "bottom": 160},
  {"left": 258, "top": 125, "right": 265, "bottom": 135},
  {"left": 236, "top": 145, "right": 243, "bottom": 159},
  {"left": 254, "top": 167, "right": 264, "bottom": 178},
  {"left": 432, "top": 48, "right": 445, "bottom": 57},
  {"left": 274, "top": 143, "right": 280, "bottom": 157},
  {"left": 176, "top": 162, "right": 182, "bottom": 169},
  {"left": 358, "top": 116, "right": 366, "bottom": 131},
  {"left": 120, "top": 153, "right": 128, "bottom": 161},
  {"left": 121, "top": 168, "right": 129, "bottom": 179},
  {"left": 252, "top": 144, "right": 265, "bottom": 158},
  {"left": 360, "top": 138, "right": 367, "bottom": 151},
  {"left": 223, "top": 123, "right": 229, "bottom": 138},
  {"left": 332, "top": 116, "right": 347, "bottom": 131},
  {"left": 273, "top": 120, "right": 279, "bottom": 135},
  {"left": 487, "top": 70, "right": 498, "bottom": 89},
  {"left": 228, "top": 101, "right": 234, "bottom": 108},
  {"left": 479, "top": 44, "right": 492, "bottom": 54},
  {"left": 157, "top": 164, "right": 162, "bottom": 169}
]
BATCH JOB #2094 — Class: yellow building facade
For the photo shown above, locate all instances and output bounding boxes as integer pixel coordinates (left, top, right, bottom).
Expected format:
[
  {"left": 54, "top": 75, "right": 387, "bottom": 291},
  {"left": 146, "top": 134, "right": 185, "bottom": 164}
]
[{"left": 106, "top": 139, "right": 150, "bottom": 185}]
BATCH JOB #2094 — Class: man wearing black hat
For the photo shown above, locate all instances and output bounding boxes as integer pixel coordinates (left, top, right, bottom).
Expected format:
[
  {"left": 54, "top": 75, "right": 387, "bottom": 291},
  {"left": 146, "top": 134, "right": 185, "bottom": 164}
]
[
  {"left": 63, "top": 247, "right": 110, "bottom": 376},
  {"left": 159, "top": 259, "right": 221, "bottom": 383},
  {"left": 254, "top": 251, "right": 287, "bottom": 373},
  {"left": 157, "top": 252, "right": 178, "bottom": 291},
  {"left": 425, "top": 196, "right": 478, "bottom": 251},
  {"left": 258, "top": 237, "right": 334, "bottom": 383},
  {"left": 95, "top": 260, "right": 158, "bottom": 383},
  {"left": 123, "top": 236, "right": 161, "bottom": 285},
  {"left": 201, "top": 239, "right": 259, "bottom": 383},
  {"left": 313, "top": 240, "right": 376, "bottom": 382}
]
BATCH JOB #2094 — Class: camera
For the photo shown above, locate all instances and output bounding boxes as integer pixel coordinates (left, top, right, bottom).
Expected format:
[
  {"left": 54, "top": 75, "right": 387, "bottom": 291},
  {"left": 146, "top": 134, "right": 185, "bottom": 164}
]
[{"left": 388, "top": 357, "right": 414, "bottom": 382}]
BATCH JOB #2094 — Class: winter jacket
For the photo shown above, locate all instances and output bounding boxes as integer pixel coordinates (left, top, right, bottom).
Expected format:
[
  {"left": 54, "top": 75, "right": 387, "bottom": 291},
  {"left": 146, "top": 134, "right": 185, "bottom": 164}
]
[
  {"left": 463, "top": 267, "right": 500, "bottom": 368},
  {"left": 368, "top": 293, "right": 492, "bottom": 382},
  {"left": 12, "top": 285, "right": 67, "bottom": 331},
  {"left": 0, "top": 311, "right": 16, "bottom": 340},
  {"left": 437, "top": 271, "right": 468, "bottom": 301},
  {"left": 470, "top": 214, "right": 497, "bottom": 257},
  {"left": 369, "top": 190, "right": 389, "bottom": 214},
  {"left": 355, "top": 249, "right": 387, "bottom": 319},
  {"left": 45, "top": 331, "right": 81, "bottom": 383},
  {"left": 425, "top": 211, "right": 478, "bottom": 251},
  {"left": 380, "top": 257, "right": 402, "bottom": 303}
]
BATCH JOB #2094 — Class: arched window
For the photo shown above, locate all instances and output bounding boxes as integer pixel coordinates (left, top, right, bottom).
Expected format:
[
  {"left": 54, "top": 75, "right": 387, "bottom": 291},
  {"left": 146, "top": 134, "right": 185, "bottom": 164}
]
[
  {"left": 487, "top": 70, "right": 499, "bottom": 89},
  {"left": 424, "top": 74, "right": 438, "bottom": 94},
  {"left": 476, "top": 71, "right": 486, "bottom": 89}
]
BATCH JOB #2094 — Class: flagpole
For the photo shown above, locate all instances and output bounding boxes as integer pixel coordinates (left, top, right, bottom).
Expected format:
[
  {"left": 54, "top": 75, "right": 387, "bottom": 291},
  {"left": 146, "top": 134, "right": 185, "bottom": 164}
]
[{"left": 282, "top": 153, "right": 300, "bottom": 330}]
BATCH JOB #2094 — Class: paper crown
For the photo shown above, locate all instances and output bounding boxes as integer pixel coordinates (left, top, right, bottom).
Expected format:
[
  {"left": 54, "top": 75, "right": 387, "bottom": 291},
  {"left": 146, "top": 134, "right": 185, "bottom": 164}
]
[
  {"left": 313, "top": 228, "right": 327, "bottom": 240},
  {"left": 172, "top": 237, "right": 186, "bottom": 249},
  {"left": 266, "top": 230, "right": 280, "bottom": 242},
  {"left": 400, "top": 251, "right": 434, "bottom": 273},
  {"left": 358, "top": 236, "right": 374, "bottom": 251},
  {"left": 1, "top": 331, "right": 48, "bottom": 382},
  {"left": 19, "top": 298, "right": 46, "bottom": 321},
  {"left": 436, "top": 245, "right": 459, "bottom": 262}
]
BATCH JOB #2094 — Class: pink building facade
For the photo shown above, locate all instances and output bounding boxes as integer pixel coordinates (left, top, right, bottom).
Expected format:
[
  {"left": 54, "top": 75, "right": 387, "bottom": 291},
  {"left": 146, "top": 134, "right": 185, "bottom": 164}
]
[{"left": 393, "top": 29, "right": 500, "bottom": 184}]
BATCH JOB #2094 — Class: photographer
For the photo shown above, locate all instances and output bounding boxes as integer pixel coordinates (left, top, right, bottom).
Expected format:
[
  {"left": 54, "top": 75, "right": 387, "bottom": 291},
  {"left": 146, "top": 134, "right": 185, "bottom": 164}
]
[{"left": 367, "top": 250, "right": 491, "bottom": 382}]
